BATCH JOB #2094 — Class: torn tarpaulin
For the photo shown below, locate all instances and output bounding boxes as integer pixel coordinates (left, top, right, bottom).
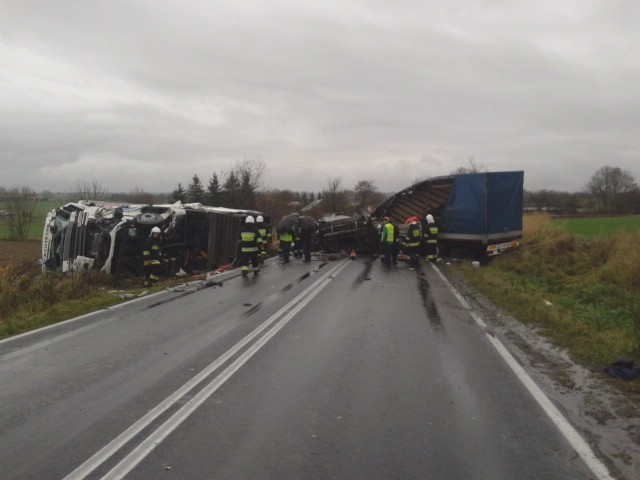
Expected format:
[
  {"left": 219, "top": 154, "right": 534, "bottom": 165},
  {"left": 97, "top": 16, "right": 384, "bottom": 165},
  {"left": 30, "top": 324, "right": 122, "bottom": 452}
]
[{"left": 604, "top": 358, "right": 640, "bottom": 381}]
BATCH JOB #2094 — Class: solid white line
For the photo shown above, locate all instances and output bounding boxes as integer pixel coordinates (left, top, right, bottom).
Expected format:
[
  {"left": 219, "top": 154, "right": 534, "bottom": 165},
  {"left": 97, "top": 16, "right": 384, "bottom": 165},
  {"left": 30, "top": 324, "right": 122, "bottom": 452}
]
[
  {"left": 103, "top": 259, "right": 351, "bottom": 480},
  {"left": 430, "top": 263, "right": 614, "bottom": 480},
  {"left": 63, "top": 259, "right": 349, "bottom": 480}
]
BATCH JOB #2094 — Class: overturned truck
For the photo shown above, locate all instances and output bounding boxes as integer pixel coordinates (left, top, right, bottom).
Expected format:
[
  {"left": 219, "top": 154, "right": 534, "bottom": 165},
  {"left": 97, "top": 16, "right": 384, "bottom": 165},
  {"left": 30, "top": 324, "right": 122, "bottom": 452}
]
[
  {"left": 42, "top": 201, "right": 266, "bottom": 275},
  {"left": 318, "top": 171, "right": 523, "bottom": 258},
  {"left": 371, "top": 171, "right": 524, "bottom": 257}
]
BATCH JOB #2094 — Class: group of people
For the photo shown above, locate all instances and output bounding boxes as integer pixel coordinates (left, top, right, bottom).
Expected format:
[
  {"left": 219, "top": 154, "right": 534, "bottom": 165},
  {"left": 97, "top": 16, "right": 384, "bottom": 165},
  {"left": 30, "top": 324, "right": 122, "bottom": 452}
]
[
  {"left": 142, "top": 212, "right": 438, "bottom": 285},
  {"left": 276, "top": 224, "right": 312, "bottom": 264},
  {"left": 379, "top": 214, "right": 438, "bottom": 267},
  {"left": 237, "top": 215, "right": 271, "bottom": 277}
]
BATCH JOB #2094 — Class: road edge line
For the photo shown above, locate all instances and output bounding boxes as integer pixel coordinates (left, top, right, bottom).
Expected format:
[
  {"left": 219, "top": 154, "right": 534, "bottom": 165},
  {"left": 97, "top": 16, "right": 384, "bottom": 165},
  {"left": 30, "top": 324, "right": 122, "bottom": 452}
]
[{"left": 430, "top": 263, "right": 614, "bottom": 480}]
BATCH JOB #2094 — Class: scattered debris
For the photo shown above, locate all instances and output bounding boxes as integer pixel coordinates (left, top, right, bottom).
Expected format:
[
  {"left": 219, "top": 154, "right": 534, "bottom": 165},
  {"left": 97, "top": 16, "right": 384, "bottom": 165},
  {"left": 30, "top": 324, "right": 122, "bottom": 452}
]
[{"left": 604, "top": 358, "right": 640, "bottom": 381}]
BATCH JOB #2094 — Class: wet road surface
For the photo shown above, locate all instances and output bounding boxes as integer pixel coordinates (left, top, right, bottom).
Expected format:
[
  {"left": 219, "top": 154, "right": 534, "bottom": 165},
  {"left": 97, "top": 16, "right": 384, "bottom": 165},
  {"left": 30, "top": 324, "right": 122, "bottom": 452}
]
[{"left": 0, "top": 257, "right": 599, "bottom": 479}]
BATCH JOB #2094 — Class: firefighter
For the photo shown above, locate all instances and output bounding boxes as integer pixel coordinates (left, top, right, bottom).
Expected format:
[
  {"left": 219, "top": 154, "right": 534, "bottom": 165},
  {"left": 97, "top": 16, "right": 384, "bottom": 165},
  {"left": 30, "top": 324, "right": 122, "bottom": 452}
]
[
  {"left": 256, "top": 215, "right": 270, "bottom": 264},
  {"left": 239, "top": 215, "right": 260, "bottom": 277},
  {"left": 143, "top": 226, "right": 163, "bottom": 286},
  {"left": 380, "top": 217, "right": 396, "bottom": 266},
  {"left": 405, "top": 220, "right": 422, "bottom": 268},
  {"left": 278, "top": 229, "right": 293, "bottom": 263},
  {"left": 292, "top": 225, "right": 303, "bottom": 258},
  {"left": 298, "top": 223, "right": 313, "bottom": 263},
  {"left": 425, "top": 214, "right": 439, "bottom": 262}
]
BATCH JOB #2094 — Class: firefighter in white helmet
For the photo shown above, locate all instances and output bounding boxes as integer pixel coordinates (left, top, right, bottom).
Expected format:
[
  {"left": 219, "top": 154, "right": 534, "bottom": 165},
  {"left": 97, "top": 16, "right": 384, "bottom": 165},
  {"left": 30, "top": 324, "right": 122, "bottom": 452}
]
[
  {"left": 255, "top": 215, "right": 270, "bottom": 264},
  {"left": 238, "top": 215, "right": 260, "bottom": 277},
  {"left": 143, "top": 226, "right": 163, "bottom": 286},
  {"left": 424, "top": 214, "right": 439, "bottom": 262}
]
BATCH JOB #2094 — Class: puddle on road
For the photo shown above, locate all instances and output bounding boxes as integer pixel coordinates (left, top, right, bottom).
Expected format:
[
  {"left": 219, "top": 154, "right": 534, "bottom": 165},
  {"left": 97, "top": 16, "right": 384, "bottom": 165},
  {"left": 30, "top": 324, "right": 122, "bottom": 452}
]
[
  {"left": 418, "top": 273, "right": 442, "bottom": 327},
  {"left": 280, "top": 283, "right": 293, "bottom": 294}
]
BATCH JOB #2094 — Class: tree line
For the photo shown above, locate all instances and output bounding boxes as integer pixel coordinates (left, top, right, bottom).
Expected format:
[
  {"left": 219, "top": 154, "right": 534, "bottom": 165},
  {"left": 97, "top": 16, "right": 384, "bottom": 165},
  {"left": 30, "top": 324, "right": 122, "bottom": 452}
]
[
  {"left": 1, "top": 164, "right": 638, "bottom": 240},
  {"left": 525, "top": 166, "right": 640, "bottom": 214}
]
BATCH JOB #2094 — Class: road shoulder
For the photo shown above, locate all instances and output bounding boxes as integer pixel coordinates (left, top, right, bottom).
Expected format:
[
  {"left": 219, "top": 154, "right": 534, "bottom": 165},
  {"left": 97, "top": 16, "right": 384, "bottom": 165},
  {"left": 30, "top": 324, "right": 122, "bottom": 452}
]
[{"left": 438, "top": 262, "right": 640, "bottom": 480}]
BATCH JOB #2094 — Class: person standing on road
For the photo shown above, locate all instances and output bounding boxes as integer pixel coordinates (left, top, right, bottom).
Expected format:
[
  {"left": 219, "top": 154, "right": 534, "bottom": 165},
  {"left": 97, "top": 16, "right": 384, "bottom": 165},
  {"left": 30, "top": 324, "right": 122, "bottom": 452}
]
[
  {"left": 292, "top": 225, "right": 303, "bottom": 258},
  {"left": 424, "top": 214, "right": 439, "bottom": 262},
  {"left": 256, "top": 215, "right": 270, "bottom": 264},
  {"left": 405, "top": 220, "right": 422, "bottom": 268},
  {"left": 299, "top": 226, "right": 313, "bottom": 263},
  {"left": 142, "top": 226, "right": 163, "bottom": 286},
  {"left": 278, "top": 229, "right": 293, "bottom": 263},
  {"left": 239, "top": 215, "right": 260, "bottom": 277},
  {"left": 380, "top": 217, "right": 396, "bottom": 266}
]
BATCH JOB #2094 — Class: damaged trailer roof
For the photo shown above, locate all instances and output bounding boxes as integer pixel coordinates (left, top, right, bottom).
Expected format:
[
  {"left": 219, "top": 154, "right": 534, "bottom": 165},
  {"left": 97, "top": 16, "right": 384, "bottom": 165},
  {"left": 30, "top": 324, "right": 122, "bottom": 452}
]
[
  {"left": 372, "top": 171, "right": 524, "bottom": 255},
  {"left": 42, "top": 200, "right": 265, "bottom": 275}
]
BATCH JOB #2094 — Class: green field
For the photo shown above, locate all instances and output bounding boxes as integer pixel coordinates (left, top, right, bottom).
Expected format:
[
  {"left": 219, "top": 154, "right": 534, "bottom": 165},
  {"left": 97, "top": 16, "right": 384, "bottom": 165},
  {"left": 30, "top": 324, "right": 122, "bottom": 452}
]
[
  {"left": 0, "top": 201, "right": 59, "bottom": 240},
  {"left": 552, "top": 215, "right": 640, "bottom": 237}
]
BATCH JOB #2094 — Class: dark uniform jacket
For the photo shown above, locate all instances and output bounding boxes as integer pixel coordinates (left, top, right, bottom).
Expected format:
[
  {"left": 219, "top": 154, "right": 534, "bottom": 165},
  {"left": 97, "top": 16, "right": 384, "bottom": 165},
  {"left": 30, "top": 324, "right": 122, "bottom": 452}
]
[
  {"left": 143, "top": 236, "right": 162, "bottom": 265},
  {"left": 239, "top": 224, "right": 260, "bottom": 253}
]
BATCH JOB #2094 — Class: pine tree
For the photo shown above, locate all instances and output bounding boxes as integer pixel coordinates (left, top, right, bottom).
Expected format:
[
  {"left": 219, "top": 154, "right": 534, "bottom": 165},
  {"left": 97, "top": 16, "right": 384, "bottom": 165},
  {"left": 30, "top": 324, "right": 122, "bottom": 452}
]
[
  {"left": 207, "top": 172, "right": 221, "bottom": 206},
  {"left": 172, "top": 183, "right": 186, "bottom": 202},
  {"left": 222, "top": 171, "right": 241, "bottom": 208},
  {"left": 187, "top": 174, "right": 205, "bottom": 203}
]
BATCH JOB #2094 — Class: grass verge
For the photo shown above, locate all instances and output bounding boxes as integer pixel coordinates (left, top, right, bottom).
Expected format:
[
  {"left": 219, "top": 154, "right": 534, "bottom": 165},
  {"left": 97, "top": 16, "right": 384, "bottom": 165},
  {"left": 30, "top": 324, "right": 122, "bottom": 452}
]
[
  {"left": 453, "top": 214, "right": 640, "bottom": 391},
  {"left": 0, "top": 259, "right": 156, "bottom": 340}
]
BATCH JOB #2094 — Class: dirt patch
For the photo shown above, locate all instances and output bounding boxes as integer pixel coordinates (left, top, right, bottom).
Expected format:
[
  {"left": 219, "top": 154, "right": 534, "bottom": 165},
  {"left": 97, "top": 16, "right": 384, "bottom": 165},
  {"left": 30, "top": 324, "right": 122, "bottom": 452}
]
[
  {"left": 0, "top": 240, "right": 42, "bottom": 268},
  {"left": 443, "top": 266, "right": 640, "bottom": 480}
]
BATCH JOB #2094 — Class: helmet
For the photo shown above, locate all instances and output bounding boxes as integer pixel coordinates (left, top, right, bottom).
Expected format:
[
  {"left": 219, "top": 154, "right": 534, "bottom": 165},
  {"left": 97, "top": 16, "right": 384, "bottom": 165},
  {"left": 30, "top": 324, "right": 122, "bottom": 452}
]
[
  {"left": 426, "top": 214, "right": 434, "bottom": 224},
  {"left": 245, "top": 215, "right": 255, "bottom": 224},
  {"left": 151, "top": 226, "right": 161, "bottom": 234},
  {"left": 256, "top": 215, "right": 264, "bottom": 223},
  {"left": 382, "top": 216, "right": 390, "bottom": 223}
]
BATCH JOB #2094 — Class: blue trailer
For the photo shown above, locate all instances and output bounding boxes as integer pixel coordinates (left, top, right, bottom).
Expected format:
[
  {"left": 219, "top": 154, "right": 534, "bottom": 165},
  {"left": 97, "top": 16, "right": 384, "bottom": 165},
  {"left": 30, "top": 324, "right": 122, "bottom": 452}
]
[{"left": 371, "top": 171, "right": 524, "bottom": 258}]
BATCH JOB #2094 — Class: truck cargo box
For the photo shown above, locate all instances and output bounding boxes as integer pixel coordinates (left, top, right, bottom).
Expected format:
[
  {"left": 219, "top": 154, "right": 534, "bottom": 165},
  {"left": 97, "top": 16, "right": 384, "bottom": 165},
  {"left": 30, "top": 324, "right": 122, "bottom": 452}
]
[{"left": 371, "top": 171, "right": 524, "bottom": 258}]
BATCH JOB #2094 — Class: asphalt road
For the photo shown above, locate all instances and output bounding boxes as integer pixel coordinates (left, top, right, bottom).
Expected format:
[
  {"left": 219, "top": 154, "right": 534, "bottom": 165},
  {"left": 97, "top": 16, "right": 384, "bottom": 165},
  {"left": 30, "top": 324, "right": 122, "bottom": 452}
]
[{"left": 0, "top": 256, "right": 603, "bottom": 479}]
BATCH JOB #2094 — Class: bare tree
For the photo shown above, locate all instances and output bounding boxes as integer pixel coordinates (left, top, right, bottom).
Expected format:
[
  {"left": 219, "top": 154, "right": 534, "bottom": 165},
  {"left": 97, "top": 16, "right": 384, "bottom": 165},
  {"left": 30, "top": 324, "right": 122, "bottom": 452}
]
[
  {"left": 586, "top": 165, "right": 637, "bottom": 212},
  {"left": 5, "top": 186, "right": 37, "bottom": 239},
  {"left": 128, "top": 187, "right": 155, "bottom": 204},
  {"left": 68, "top": 179, "right": 108, "bottom": 202},
  {"left": 323, "top": 177, "right": 348, "bottom": 215},
  {"left": 450, "top": 156, "right": 487, "bottom": 175},
  {"left": 354, "top": 180, "right": 378, "bottom": 212}
]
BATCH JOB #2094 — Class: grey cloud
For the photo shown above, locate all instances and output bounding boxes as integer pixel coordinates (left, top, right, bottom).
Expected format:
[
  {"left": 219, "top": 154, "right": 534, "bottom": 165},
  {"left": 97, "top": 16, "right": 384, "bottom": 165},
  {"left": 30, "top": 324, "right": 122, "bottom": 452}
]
[{"left": 1, "top": 1, "right": 639, "bottom": 194}]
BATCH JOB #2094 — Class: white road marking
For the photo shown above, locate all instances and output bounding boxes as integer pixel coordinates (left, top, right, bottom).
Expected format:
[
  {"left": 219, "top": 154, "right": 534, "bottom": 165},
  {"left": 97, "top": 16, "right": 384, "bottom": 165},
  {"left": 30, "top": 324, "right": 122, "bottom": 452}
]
[
  {"left": 430, "top": 263, "right": 614, "bottom": 480},
  {"left": 103, "top": 259, "right": 351, "bottom": 480},
  {"left": 63, "top": 259, "right": 349, "bottom": 480}
]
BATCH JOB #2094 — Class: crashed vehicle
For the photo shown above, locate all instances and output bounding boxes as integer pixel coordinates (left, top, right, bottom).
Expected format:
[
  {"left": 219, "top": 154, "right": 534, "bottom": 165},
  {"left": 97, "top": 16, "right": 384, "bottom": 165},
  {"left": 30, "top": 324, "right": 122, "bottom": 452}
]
[
  {"left": 42, "top": 201, "right": 267, "bottom": 275},
  {"left": 371, "top": 171, "right": 524, "bottom": 257},
  {"left": 317, "top": 214, "right": 372, "bottom": 253}
]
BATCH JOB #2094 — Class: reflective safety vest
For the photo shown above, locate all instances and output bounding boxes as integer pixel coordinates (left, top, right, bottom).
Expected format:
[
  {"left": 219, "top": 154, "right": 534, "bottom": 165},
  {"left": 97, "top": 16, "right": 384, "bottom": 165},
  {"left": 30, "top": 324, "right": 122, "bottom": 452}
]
[
  {"left": 143, "top": 236, "right": 162, "bottom": 266},
  {"left": 426, "top": 225, "right": 439, "bottom": 244},
  {"left": 279, "top": 231, "right": 293, "bottom": 243},
  {"left": 381, "top": 223, "right": 395, "bottom": 243},
  {"left": 406, "top": 223, "right": 421, "bottom": 247},
  {"left": 239, "top": 227, "right": 259, "bottom": 253}
]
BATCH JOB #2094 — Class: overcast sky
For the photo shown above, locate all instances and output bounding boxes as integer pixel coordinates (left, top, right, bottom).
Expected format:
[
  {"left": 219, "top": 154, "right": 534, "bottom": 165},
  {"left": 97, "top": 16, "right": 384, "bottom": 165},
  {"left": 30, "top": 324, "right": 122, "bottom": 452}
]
[{"left": 1, "top": 0, "right": 639, "bottom": 195}]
